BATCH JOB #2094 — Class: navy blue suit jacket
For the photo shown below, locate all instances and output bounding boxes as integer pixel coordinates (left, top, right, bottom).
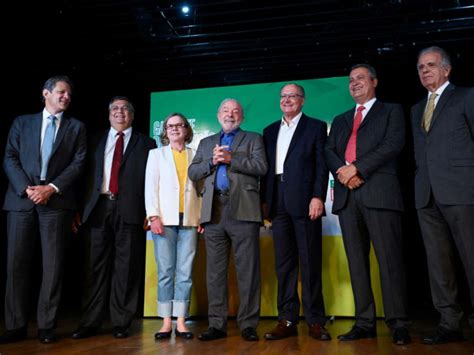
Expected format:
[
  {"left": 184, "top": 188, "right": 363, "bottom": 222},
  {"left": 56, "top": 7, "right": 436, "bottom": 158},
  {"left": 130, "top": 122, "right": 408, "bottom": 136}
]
[
  {"left": 411, "top": 84, "right": 474, "bottom": 208},
  {"left": 81, "top": 129, "right": 157, "bottom": 225},
  {"left": 262, "top": 114, "right": 328, "bottom": 217},
  {"left": 3, "top": 112, "right": 87, "bottom": 211},
  {"left": 325, "top": 101, "right": 405, "bottom": 214}
]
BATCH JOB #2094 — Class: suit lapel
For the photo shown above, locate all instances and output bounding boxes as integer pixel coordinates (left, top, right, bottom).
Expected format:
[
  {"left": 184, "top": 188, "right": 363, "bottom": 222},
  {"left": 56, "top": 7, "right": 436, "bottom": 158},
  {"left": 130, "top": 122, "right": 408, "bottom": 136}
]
[
  {"left": 51, "top": 115, "right": 70, "bottom": 157},
  {"left": 121, "top": 130, "right": 138, "bottom": 166},
  {"left": 429, "top": 84, "right": 455, "bottom": 132},
  {"left": 359, "top": 100, "right": 382, "bottom": 129},
  {"left": 31, "top": 113, "right": 42, "bottom": 168},
  {"left": 286, "top": 114, "right": 308, "bottom": 157},
  {"left": 230, "top": 129, "right": 245, "bottom": 151}
]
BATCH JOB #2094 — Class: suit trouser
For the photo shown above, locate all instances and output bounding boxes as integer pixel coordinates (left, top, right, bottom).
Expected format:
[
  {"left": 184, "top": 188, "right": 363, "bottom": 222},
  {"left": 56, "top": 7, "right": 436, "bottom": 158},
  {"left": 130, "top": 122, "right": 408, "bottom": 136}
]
[
  {"left": 203, "top": 193, "right": 261, "bottom": 331},
  {"left": 338, "top": 189, "right": 409, "bottom": 329},
  {"left": 79, "top": 197, "right": 143, "bottom": 328},
  {"left": 271, "top": 179, "right": 326, "bottom": 325},
  {"left": 5, "top": 207, "right": 72, "bottom": 330},
  {"left": 417, "top": 193, "right": 474, "bottom": 331}
]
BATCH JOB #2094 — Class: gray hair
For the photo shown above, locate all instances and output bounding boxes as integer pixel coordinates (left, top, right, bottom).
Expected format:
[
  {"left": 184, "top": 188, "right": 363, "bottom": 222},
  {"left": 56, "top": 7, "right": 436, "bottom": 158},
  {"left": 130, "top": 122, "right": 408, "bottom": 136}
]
[
  {"left": 108, "top": 96, "right": 135, "bottom": 114},
  {"left": 418, "top": 46, "right": 451, "bottom": 69},
  {"left": 280, "top": 83, "right": 305, "bottom": 97},
  {"left": 350, "top": 64, "right": 377, "bottom": 80},
  {"left": 41, "top": 75, "right": 73, "bottom": 102},
  {"left": 217, "top": 98, "right": 244, "bottom": 115}
]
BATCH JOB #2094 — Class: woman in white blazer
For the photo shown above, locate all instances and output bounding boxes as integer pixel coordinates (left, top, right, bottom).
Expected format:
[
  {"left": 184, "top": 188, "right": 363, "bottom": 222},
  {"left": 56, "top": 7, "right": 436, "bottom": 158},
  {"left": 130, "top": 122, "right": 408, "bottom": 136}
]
[{"left": 145, "top": 113, "right": 201, "bottom": 340}]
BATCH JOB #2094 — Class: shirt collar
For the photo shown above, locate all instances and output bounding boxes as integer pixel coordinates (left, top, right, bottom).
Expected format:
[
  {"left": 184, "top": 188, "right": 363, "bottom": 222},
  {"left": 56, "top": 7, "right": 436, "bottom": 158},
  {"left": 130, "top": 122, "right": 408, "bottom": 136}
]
[
  {"left": 281, "top": 111, "right": 303, "bottom": 127},
  {"left": 220, "top": 127, "right": 240, "bottom": 137},
  {"left": 355, "top": 97, "right": 376, "bottom": 113},
  {"left": 429, "top": 80, "right": 450, "bottom": 98},
  {"left": 109, "top": 126, "right": 133, "bottom": 138},
  {"left": 43, "top": 108, "right": 64, "bottom": 121}
]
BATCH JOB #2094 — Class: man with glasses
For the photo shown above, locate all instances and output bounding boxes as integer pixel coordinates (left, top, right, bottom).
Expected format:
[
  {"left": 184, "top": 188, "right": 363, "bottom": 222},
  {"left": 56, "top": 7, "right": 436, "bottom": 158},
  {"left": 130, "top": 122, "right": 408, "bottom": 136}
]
[
  {"left": 71, "top": 96, "right": 156, "bottom": 340},
  {"left": 261, "top": 84, "right": 330, "bottom": 341},
  {"left": 412, "top": 46, "right": 474, "bottom": 344}
]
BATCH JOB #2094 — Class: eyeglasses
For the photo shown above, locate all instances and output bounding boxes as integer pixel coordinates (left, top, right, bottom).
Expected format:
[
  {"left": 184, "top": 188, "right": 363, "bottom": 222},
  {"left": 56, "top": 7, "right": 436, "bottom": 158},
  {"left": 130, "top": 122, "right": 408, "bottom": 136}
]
[
  {"left": 280, "top": 93, "right": 304, "bottom": 100},
  {"left": 166, "top": 123, "right": 187, "bottom": 130},
  {"left": 110, "top": 105, "right": 133, "bottom": 112}
]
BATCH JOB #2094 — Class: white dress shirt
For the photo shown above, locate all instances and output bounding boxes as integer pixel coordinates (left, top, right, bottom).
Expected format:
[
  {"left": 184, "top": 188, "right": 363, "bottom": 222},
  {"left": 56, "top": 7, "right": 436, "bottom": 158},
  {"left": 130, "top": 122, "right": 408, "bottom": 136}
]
[
  {"left": 101, "top": 126, "right": 133, "bottom": 194},
  {"left": 276, "top": 112, "right": 303, "bottom": 174}
]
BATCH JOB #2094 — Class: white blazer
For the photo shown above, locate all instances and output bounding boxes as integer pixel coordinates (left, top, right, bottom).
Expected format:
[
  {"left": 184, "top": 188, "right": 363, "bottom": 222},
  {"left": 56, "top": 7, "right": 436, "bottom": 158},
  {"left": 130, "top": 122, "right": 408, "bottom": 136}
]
[{"left": 145, "top": 145, "right": 201, "bottom": 227}]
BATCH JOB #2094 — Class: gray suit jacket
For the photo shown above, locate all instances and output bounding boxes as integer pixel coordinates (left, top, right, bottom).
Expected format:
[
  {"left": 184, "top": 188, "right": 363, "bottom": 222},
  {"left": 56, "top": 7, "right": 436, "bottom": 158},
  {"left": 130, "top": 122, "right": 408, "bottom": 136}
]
[
  {"left": 188, "top": 129, "right": 268, "bottom": 224},
  {"left": 3, "top": 112, "right": 87, "bottom": 211},
  {"left": 325, "top": 100, "right": 405, "bottom": 214},
  {"left": 411, "top": 84, "right": 474, "bottom": 208}
]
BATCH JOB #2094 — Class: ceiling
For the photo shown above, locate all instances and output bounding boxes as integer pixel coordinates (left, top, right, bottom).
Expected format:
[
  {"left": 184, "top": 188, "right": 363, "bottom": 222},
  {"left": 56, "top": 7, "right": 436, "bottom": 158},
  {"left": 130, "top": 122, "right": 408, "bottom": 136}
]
[{"left": 7, "top": 0, "right": 474, "bottom": 92}]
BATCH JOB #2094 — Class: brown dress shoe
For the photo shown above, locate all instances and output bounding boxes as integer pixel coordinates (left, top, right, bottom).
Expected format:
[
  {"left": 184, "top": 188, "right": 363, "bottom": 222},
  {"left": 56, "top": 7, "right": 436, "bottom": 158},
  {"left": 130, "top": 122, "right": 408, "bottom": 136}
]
[
  {"left": 264, "top": 320, "right": 298, "bottom": 340},
  {"left": 308, "top": 324, "right": 331, "bottom": 340}
]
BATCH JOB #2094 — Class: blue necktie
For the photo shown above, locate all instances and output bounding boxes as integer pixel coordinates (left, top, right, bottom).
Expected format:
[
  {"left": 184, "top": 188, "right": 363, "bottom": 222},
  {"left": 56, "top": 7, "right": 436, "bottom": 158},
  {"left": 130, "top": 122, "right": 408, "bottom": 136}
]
[{"left": 41, "top": 115, "right": 57, "bottom": 180}]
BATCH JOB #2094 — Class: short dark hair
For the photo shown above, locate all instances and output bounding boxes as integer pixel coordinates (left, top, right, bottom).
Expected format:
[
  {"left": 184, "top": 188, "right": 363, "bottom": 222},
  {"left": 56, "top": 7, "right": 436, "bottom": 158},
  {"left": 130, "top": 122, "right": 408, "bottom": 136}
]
[
  {"left": 108, "top": 96, "right": 135, "bottom": 114},
  {"left": 160, "top": 112, "right": 194, "bottom": 146},
  {"left": 418, "top": 46, "right": 451, "bottom": 69},
  {"left": 42, "top": 75, "right": 73, "bottom": 101},
  {"left": 350, "top": 64, "right": 377, "bottom": 80},
  {"left": 280, "top": 83, "right": 305, "bottom": 97}
]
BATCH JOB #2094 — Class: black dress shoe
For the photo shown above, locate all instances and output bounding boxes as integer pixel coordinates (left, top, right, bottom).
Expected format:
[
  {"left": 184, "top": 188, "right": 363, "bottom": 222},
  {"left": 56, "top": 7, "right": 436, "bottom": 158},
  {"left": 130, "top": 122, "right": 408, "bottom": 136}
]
[
  {"left": 72, "top": 327, "right": 98, "bottom": 339},
  {"left": 0, "top": 327, "right": 27, "bottom": 344},
  {"left": 422, "top": 327, "right": 464, "bottom": 345},
  {"left": 154, "top": 330, "right": 172, "bottom": 340},
  {"left": 198, "top": 327, "right": 227, "bottom": 341},
  {"left": 175, "top": 329, "right": 194, "bottom": 339},
  {"left": 392, "top": 327, "right": 411, "bottom": 345},
  {"left": 337, "top": 326, "right": 376, "bottom": 341},
  {"left": 241, "top": 327, "right": 259, "bottom": 341},
  {"left": 38, "top": 328, "right": 57, "bottom": 344},
  {"left": 113, "top": 326, "right": 129, "bottom": 339}
]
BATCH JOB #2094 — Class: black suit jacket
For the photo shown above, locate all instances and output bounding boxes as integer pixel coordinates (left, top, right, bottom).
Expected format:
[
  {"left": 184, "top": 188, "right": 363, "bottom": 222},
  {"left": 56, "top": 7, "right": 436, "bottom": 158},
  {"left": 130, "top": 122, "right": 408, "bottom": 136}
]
[
  {"left": 325, "top": 101, "right": 405, "bottom": 214},
  {"left": 82, "top": 129, "right": 157, "bottom": 225},
  {"left": 411, "top": 84, "right": 474, "bottom": 208},
  {"left": 262, "top": 114, "right": 328, "bottom": 217},
  {"left": 3, "top": 112, "right": 87, "bottom": 211}
]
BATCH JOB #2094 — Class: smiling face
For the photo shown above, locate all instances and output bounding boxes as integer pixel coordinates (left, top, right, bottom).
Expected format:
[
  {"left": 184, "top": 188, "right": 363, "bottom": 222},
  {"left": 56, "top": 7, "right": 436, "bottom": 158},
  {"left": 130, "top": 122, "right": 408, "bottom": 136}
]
[
  {"left": 109, "top": 99, "right": 134, "bottom": 132},
  {"left": 217, "top": 99, "right": 243, "bottom": 133},
  {"left": 165, "top": 115, "right": 188, "bottom": 145},
  {"left": 417, "top": 51, "right": 451, "bottom": 92},
  {"left": 349, "top": 67, "right": 378, "bottom": 105},
  {"left": 279, "top": 84, "right": 305, "bottom": 120},
  {"left": 43, "top": 81, "right": 71, "bottom": 114}
]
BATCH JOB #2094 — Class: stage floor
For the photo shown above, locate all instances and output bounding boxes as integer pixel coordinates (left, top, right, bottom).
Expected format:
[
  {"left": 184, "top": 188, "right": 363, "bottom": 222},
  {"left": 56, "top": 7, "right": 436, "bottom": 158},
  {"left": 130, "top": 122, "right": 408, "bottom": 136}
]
[{"left": 1, "top": 317, "right": 473, "bottom": 354}]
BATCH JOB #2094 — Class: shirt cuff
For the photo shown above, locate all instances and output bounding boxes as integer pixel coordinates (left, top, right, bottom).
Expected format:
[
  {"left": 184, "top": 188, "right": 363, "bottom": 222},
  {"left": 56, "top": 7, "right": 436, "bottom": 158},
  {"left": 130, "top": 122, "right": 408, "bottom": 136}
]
[{"left": 48, "top": 183, "right": 60, "bottom": 193}]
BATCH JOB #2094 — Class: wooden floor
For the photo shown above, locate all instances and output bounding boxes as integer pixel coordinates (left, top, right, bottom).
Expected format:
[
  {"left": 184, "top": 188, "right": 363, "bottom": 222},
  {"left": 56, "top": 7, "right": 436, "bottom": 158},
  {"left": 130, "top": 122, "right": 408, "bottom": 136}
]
[{"left": 0, "top": 317, "right": 473, "bottom": 354}]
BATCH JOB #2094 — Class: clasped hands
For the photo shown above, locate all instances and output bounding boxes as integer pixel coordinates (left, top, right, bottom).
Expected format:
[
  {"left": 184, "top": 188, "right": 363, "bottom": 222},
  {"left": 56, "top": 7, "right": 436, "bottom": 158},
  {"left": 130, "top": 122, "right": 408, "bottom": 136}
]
[
  {"left": 212, "top": 144, "right": 231, "bottom": 165},
  {"left": 336, "top": 164, "right": 364, "bottom": 190},
  {"left": 26, "top": 185, "right": 55, "bottom": 205}
]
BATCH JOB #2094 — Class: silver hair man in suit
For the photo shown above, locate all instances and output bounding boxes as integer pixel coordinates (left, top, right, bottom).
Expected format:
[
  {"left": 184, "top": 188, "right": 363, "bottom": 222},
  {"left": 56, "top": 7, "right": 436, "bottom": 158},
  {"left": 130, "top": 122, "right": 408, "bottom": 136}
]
[
  {"left": 412, "top": 46, "right": 474, "bottom": 345},
  {"left": 1, "top": 75, "right": 87, "bottom": 344},
  {"left": 188, "top": 98, "right": 268, "bottom": 342},
  {"left": 325, "top": 64, "right": 411, "bottom": 345}
]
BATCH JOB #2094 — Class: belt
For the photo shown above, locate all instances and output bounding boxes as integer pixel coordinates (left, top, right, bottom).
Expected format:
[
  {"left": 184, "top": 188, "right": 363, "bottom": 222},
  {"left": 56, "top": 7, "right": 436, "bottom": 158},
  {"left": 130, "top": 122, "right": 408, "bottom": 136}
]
[
  {"left": 101, "top": 193, "right": 119, "bottom": 201},
  {"left": 215, "top": 189, "right": 229, "bottom": 196},
  {"left": 275, "top": 174, "right": 284, "bottom": 182}
]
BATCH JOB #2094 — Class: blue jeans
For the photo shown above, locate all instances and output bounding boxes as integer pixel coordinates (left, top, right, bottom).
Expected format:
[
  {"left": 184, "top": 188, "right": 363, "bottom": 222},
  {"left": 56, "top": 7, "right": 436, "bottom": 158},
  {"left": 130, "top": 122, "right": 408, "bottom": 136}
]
[{"left": 152, "top": 225, "right": 197, "bottom": 317}]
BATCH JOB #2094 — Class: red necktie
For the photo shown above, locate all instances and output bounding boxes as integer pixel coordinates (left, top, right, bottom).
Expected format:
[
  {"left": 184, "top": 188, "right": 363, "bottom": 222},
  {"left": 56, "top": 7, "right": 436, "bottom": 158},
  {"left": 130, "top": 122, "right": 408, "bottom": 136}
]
[
  {"left": 345, "top": 106, "right": 365, "bottom": 164},
  {"left": 109, "top": 132, "right": 124, "bottom": 195}
]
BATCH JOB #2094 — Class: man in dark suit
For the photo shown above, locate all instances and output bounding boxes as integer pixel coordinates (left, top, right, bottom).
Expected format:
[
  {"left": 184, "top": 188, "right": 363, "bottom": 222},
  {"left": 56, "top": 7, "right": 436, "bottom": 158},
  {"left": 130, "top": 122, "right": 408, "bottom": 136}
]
[
  {"left": 71, "top": 96, "right": 156, "bottom": 340},
  {"left": 262, "top": 83, "right": 330, "bottom": 341},
  {"left": 412, "top": 46, "right": 474, "bottom": 345},
  {"left": 188, "top": 98, "right": 267, "bottom": 342},
  {"left": 325, "top": 64, "right": 410, "bottom": 345},
  {"left": 1, "top": 75, "right": 87, "bottom": 344}
]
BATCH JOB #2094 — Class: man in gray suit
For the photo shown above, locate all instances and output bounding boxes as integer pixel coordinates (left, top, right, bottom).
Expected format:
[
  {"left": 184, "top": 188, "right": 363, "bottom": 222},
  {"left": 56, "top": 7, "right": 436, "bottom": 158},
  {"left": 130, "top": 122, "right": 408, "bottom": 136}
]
[
  {"left": 412, "top": 46, "right": 474, "bottom": 345},
  {"left": 1, "top": 75, "right": 87, "bottom": 344},
  {"left": 325, "top": 64, "right": 410, "bottom": 345},
  {"left": 188, "top": 98, "right": 267, "bottom": 342}
]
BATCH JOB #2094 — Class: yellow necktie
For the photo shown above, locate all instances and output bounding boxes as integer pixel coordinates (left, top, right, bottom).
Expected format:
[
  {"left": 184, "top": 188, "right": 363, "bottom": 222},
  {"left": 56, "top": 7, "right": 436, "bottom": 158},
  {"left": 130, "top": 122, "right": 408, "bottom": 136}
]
[{"left": 422, "top": 93, "right": 437, "bottom": 132}]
